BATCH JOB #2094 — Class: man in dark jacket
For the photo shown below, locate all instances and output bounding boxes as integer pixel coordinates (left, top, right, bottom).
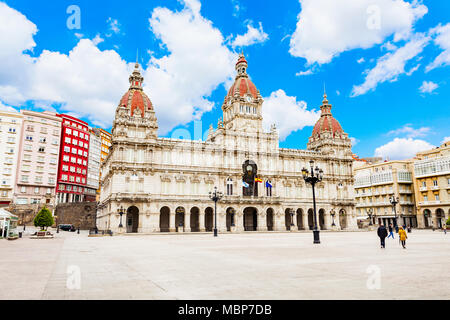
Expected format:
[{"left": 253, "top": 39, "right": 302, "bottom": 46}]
[{"left": 377, "top": 224, "right": 388, "bottom": 249}]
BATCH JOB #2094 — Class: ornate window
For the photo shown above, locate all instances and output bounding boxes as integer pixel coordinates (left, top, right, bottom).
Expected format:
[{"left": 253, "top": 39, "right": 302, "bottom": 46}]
[{"left": 226, "top": 178, "right": 233, "bottom": 196}]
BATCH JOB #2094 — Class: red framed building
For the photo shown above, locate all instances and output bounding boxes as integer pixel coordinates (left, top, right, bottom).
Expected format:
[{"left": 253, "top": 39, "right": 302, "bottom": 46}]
[{"left": 56, "top": 114, "right": 90, "bottom": 203}]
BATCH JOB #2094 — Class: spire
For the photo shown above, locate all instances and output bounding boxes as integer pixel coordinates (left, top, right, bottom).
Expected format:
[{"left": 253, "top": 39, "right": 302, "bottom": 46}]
[
  {"left": 320, "top": 91, "right": 332, "bottom": 116},
  {"left": 129, "top": 59, "right": 144, "bottom": 90}
]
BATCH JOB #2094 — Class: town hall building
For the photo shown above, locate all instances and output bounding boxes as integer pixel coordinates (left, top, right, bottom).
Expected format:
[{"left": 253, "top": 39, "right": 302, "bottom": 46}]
[{"left": 97, "top": 55, "right": 357, "bottom": 233}]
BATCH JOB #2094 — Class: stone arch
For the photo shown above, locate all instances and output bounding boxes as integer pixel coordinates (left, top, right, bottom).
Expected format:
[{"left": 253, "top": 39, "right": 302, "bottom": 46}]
[
  {"left": 296, "top": 208, "right": 304, "bottom": 230},
  {"left": 244, "top": 207, "right": 258, "bottom": 231},
  {"left": 436, "top": 208, "right": 445, "bottom": 229},
  {"left": 159, "top": 206, "right": 170, "bottom": 232},
  {"left": 205, "top": 207, "right": 214, "bottom": 232},
  {"left": 226, "top": 207, "right": 236, "bottom": 231},
  {"left": 190, "top": 207, "right": 200, "bottom": 232},
  {"left": 126, "top": 206, "right": 139, "bottom": 233},
  {"left": 319, "top": 209, "right": 326, "bottom": 230},
  {"left": 175, "top": 207, "right": 186, "bottom": 231},
  {"left": 423, "top": 209, "right": 431, "bottom": 228},
  {"left": 266, "top": 208, "right": 274, "bottom": 231},
  {"left": 339, "top": 209, "right": 347, "bottom": 230},
  {"left": 307, "top": 209, "right": 314, "bottom": 230},
  {"left": 285, "top": 208, "right": 293, "bottom": 231}
]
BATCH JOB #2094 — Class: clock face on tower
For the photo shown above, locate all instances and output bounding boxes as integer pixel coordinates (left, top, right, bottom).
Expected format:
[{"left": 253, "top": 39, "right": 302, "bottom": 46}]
[{"left": 246, "top": 96, "right": 253, "bottom": 103}]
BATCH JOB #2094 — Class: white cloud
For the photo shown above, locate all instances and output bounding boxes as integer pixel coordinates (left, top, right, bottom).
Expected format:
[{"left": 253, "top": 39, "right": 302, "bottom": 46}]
[
  {"left": 107, "top": 18, "right": 121, "bottom": 35},
  {"left": 296, "top": 69, "right": 314, "bottom": 76},
  {"left": 0, "top": 101, "right": 18, "bottom": 113},
  {"left": 350, "top": 137, "right": 360, "bottom": 146},
  {"left": 289, "top": 0, "right": 427, "bottom": 65},
  {"left": 262, "top": 89, "right": 320, "bottom": 141},
  {"left": 381, "top": 41, "right": 398, "bottom": 51},
  {"left": 0, "top": 2, "right": 131, "bottom": 127},
  {"left": 357, "top": 57, "right": 365, "bottom": 64},
  {"left": 374, "top": 138, "right": 434, "bottom": 160},
  {"left": 442, "top": 137, "right": 450, "bottom": 144},
  {"left": 419, "top": 81, "right": 438, "bottom": 94},
  {"left": 426, "top": 23, "right": 450, "bottom": 72},
  {"left": 231, "top": 0, "right": 242, "bottom": 17},
  {"left": 92, "top": 34, "right": 104, "bottom": 45},
  {"left": 0, "top": 0, "right": 239, "bottom": 133},
  {"left": 231, "top": 22, "right": 268, "bottom": 48},
  {"left": 146, "top": 0, "right": 236, "bottom": 134},
  {"left": 405, "top": 63, "right": 420, "bottom": 75},
  {"left": 351, "top": 33, "right": 429, "bottom": 97},
  {"left": 387, "top": 124, "right": 431, "bottom": 138}
]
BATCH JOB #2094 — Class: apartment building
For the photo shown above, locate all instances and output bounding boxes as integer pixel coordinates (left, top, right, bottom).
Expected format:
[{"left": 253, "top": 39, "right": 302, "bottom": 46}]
[
  {"left": 56, "top": 114, "right": 90, "bottom": 203},
  {"left": 0, "top": 111, "right": 23, "bottom": 207},
  {"left": 354, "top": 160, "right": 417, "bottom": 228},
  {"left": 86, "top": 128, "right": 102, "bottom": 202},
  {"left": 13, "top": 110, "right": 62, "bottom": 205},
  {"left": 413, "top": 140, "right": 450, "bottom": 228}
]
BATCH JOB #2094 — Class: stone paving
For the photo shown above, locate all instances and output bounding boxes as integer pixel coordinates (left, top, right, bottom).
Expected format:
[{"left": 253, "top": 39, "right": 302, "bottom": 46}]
[{"left": 1, "top": 228, "right": 449, "bottom": 300}]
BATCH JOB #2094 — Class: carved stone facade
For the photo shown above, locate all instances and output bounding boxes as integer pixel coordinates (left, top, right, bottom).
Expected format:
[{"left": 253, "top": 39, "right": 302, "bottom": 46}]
[{"left": 97, "top": 55, "right": 357, "bottom": 233}]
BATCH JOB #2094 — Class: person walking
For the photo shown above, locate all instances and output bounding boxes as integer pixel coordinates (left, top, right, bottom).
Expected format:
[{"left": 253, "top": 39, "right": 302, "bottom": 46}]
[
  {"left": 377, "top": 224, "right": 388, "bottom": 249},
  {"left": 387, "top": 223, "right": 395, "bottom": 239},
  {"left": 399, "top": 226, "right": 408, "bottom": 249},
  {"left": 444, "top": 223, "right": 447, "bottom": 235}
]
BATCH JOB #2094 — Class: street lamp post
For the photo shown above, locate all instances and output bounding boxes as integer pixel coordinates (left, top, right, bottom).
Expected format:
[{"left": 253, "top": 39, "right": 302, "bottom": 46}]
[
  {"left": 331, "top": 210, "right": 336, "bottom": 227},
  {"left": 209, "top": 187, "right": 223, "bottom": 237},
  {"left": 302, "top": 160, "right": 324, "bottom": 244},
  {"left": 368, "top": 208, "right": 373, "bottom": 226},
  {"left": 389, "top": 196, "right": 399, "bottom": 233},
  {"left": 117, "top": 206, "right": 125, "bottom": 229}
]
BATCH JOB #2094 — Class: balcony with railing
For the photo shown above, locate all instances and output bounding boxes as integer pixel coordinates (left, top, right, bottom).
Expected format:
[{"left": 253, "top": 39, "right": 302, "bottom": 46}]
[{"left": 414, "top": 156, "right": 450, "bottom": 178}]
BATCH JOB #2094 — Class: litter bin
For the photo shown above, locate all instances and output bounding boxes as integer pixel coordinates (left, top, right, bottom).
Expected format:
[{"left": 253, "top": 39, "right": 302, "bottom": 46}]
[{"left": 19, "top": 232, "right": 23, "bottom": 238}]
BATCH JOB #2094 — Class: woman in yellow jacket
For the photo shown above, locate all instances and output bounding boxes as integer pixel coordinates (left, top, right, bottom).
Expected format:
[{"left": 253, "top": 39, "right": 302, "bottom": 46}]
[{"left": 398, "top": 226, "right": 408, "bottom": 249}]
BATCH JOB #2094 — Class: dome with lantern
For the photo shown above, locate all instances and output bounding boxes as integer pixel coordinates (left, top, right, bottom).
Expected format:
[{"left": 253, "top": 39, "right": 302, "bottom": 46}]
[
  {"left": 225, "top": 54, "right": 260, "bottom": 104},
  {"left": 117, "top": 62, "right": 154, "bottom": 117},
  {"left": 311, "top": 93, "right": 344, "bottom": 138}
]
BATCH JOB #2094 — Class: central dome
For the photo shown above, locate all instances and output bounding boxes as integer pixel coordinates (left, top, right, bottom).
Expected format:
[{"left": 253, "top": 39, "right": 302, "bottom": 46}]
[
  {"left": 311, "top": 94, "right": 344, "bottom": 138},
  {"left": 226, "top": 54, "right": 259, "bottom": 103},
  {"left": 118, "top": 63, "right": 153, "bottom": 117}
]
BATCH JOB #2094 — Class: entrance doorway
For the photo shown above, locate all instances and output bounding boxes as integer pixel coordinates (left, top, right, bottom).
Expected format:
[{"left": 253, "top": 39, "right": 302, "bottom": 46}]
[
  {"left": 296, "top": 209, "right": 304, "bottom": 230},
  {"left": 226, "top": 207, "right": 235, "bottom": 232},
  {"left": 339, "top": 209, "right": 347, "bottom": 230},
  {"left": 126, "top": 206, "right": 139, "bottom": 233},
  {"left": 319, "top": 209, "right": 326, "bottom": 230},
  {"left": 175, "top": 207, "right": 185, "bottom": 232},
  {"left": 159, "top": 207, "right": 170, "bottom": 232},
  {"left": 244, "top": 207, "right": 257, "bottom": 231},
  {"left": 190, "top": 207, "right": 200, "bottom": 232},
  {"left": 307, "top": 209, "right": 314, "bottom": 230},
  {"left": 267, "top": 208, "right": 274, "bottom": 231},
  {"left": 205, "top": 207, "right": 213, "bottom": 232}
]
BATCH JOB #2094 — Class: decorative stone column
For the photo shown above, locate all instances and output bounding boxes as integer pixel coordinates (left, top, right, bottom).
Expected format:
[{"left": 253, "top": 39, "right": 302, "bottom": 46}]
[
  {"left": 185, "top": 213, "right": 191, "bottom": 233},
  {"left": 302, "top": 212, "right": 308, "bottom": 231},
  {"left": 169, "top": 213, "right": 177, "bottom": 232},
  {"left": 257, "top": 212, "right": 268, "bottom": 231},
  {"left": 274, "top": 212, "right": 284, "bottom": 231},
  {"left": 219, "top": 211, "right": 227, "bottom": 233},
  {"left": 199, "top": 212, "right": 206, "bottom": 232},
  {"left": 235, "top": 211, "right": 244, "bottom": 232}
]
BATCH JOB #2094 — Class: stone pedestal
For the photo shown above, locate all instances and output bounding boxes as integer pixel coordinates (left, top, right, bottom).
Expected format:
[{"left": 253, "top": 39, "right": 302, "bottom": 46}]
[
  {"left": 177, "top": 226, "right": 184, "bottom": 233},
  {"left": 230, "top": 226, "right": 237, "bottom": 233}
]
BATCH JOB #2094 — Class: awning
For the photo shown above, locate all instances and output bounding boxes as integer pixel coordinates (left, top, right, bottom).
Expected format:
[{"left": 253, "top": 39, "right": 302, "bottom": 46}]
[{"left": 0, "top": 208, "right": 18, "bottom": 219}]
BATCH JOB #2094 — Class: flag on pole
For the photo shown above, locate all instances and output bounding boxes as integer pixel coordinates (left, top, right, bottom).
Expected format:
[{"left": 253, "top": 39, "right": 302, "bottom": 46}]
[
  {"left": 265, "top": 181, "right": 273, "bottom": 188},
  {"left": 242, "top": 181, "right": 250, "bottom": 188},
  {"left": 255, "top": 178, "right": 263, "bottom": 183}
]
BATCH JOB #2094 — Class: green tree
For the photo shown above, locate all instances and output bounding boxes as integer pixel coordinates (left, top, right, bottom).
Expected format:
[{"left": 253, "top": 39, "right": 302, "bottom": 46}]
[
  {"left": 446, "top": 217, "right": 450, "bottom": 226},
  {"left": 33, "top": 207, "right": 54, "bottom": 231}
]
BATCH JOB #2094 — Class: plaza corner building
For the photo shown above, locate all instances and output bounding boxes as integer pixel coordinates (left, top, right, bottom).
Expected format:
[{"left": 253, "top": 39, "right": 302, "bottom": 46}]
[{"left": 97, "top": 55, "right": 357, "bottom": 233}]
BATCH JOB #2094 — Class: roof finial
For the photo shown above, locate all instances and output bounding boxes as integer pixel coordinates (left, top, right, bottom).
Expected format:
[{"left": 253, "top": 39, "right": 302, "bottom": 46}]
[{"left": 135, "top": 49, "right": 139, "bottom": 69}]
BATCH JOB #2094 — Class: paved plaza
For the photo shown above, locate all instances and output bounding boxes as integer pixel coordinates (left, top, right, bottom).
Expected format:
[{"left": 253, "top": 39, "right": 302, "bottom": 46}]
[{"left": 1, "top": 229, "right": 449, "bottom": 300}]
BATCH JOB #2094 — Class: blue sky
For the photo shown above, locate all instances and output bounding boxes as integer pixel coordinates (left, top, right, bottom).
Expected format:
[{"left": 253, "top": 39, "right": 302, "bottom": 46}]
[{"left": 0, "top": 0, "right": 449, "bottom": 160}]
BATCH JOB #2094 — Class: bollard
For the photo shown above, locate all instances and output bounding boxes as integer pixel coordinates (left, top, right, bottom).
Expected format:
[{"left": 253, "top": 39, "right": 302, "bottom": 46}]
[{"left": 77, "top": 227, "right": 80, "bottom": 234}]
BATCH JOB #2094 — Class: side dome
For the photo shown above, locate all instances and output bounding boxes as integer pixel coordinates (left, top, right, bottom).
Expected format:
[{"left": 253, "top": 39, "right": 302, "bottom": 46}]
[
  {"left": 118, "top": 63, "right": 153, "bottom": 117},
  {"left": 311, "top": 93, "right": 344, "bottom": 138}
]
